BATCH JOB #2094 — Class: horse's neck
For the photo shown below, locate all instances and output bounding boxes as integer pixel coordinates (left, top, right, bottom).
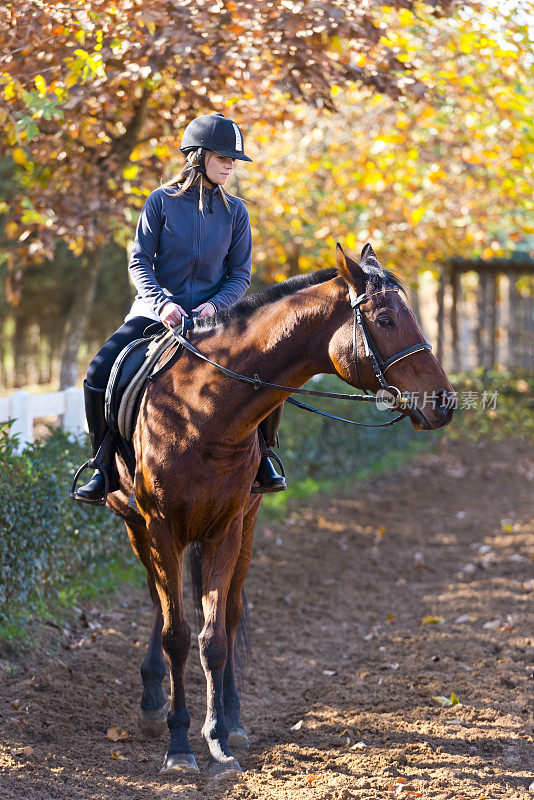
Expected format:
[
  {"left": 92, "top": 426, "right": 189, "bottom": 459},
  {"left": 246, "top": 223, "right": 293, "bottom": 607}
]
[{"left": 198, "top": 281, "right": 342, "bottom": 431}]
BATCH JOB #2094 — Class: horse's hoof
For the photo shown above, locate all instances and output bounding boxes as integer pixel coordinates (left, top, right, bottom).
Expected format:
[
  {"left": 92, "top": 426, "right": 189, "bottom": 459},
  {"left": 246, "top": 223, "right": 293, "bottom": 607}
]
[
  {"left": 228, "top": 726, "right": 250, "bottom": 748},
  {"left": 138, "top": 701, "right": 169, "bottom": 738},
  {"left": 160, "top": 752, "right": 199, "bottom": 774},
  {"left": 207, "top": 758, "right": 242, "bottom": 781}
]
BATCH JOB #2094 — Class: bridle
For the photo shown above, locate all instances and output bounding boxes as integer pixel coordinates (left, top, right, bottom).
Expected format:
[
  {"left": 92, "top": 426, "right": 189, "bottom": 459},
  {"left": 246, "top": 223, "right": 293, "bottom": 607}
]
[
  {"left": 348, "top": 286, "right": 432, "bottom": 403},
  {"left": 165, "top": 285, "right": 433, "bottom": 429}
]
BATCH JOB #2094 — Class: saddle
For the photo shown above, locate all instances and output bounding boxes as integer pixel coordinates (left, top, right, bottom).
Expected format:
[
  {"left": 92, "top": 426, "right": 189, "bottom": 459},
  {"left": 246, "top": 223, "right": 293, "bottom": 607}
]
[
  {"left": 103, "top": 329, "right": 182, "bottom": 477},
  {"left": 105, "top": 329, "right": 181, "bottom": 439}
]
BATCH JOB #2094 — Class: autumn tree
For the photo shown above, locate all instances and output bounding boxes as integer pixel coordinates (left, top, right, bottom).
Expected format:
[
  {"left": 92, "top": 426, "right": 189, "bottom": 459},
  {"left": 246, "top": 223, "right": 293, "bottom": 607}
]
[
  {"left": 239, "top": 3, "right": 534, "bottom": 283},
  {"left": 1, "top": 0, "right": 463, "bottom": 386}
]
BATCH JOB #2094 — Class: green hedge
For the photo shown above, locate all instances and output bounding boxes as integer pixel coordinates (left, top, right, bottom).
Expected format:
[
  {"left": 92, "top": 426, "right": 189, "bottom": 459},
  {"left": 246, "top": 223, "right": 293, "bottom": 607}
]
[{"left": 0, "top": 426, "right": 128, "bottom": 633}]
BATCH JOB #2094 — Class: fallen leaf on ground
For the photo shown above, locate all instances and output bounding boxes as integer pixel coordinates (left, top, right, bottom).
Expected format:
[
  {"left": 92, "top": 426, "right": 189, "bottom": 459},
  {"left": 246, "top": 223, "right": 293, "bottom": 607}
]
[
  {"left": 433, "top": 691, "right": 460, "bottom": 706},
  {"left": 11, "top": 699, "right": 20, "bottom": 709},
  {"left": 307, "top": 773, "right": 319, "bottom": 783},
  {"left": 290, "top": 720, "right": 303, "bottom": 731},
  {"left": 350, "top": 741, "right": 367, "bottom": 749},
  {"left": 106, "top": 727, "right": 130, "bottom": 742},
  {"left": 110, "top": 748, "right": 127, "bottom": 760},
  {"left": 12, "top": 746, "right": 34, "bottom": 756},
  {"left": 454, "top": 614, "right": 477, "bottom": 624},
  {"left": 421, "top": 615, "right": 445, "bottom": 625}
]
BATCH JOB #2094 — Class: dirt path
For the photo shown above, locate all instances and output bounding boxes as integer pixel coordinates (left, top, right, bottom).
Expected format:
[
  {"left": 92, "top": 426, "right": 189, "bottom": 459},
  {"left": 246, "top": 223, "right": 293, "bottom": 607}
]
[{"left": 1, "top": 437, "right": 533, "bottom": 800}]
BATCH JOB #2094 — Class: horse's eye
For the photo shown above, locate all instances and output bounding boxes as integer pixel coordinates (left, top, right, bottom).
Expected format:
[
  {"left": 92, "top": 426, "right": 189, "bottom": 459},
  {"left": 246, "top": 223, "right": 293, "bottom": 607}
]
[{"left": 377, "top": 317, "right": 395, "bottom": 328}]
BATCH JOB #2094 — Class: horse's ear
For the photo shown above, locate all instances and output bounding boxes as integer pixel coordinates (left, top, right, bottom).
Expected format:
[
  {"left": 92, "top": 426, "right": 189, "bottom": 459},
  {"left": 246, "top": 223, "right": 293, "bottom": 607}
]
[
  {"left": 336, "top": 243, "right": 366, "bottom": 293},
  {"left": 360, "top": 242, "right": 381, "bottom": 270}
]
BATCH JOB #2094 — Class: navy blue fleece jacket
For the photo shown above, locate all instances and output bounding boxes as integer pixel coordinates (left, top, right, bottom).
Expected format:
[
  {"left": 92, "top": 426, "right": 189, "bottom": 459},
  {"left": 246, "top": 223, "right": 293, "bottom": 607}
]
[{"left": 126, "top": 184, "right": 252, "bottom": 320}]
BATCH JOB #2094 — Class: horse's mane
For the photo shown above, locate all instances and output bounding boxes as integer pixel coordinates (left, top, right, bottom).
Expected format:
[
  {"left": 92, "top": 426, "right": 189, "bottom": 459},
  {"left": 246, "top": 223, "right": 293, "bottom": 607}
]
[{"left": 192, "top": 260, "right": 404, "bottom": 332}]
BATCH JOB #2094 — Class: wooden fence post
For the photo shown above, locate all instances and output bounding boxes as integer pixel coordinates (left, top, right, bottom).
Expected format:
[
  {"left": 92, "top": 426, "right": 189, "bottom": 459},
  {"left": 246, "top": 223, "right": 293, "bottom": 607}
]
[
  {"left": 450, "top": 269, "right": 460, "bottom": 372},
  {"left": 488, "top": 273, "right": 498, "bottom": 369},
  {"left": 63, "top": 386, "right": 86, "bottom": 436},
  {"left": 9, "top": 389, "right": 32, "bottom": 453},
  {"left": 436, "top": 268, "right": 445, "bottom": 365},
  {"left": 477, "top": 273, "right": 488, "bottom": 368}
]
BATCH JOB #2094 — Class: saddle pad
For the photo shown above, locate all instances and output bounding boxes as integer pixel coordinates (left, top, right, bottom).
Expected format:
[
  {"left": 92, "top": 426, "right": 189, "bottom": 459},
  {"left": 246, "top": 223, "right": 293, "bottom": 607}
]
[{"left": 105, "top": 331, "right": 176, "bottom": 440}]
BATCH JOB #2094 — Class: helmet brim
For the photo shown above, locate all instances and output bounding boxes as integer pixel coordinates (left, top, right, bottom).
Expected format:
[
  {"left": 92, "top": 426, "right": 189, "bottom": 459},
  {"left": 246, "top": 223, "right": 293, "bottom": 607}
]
[{"left": 181, "top": 146, "right": 252, "bottom": 163}]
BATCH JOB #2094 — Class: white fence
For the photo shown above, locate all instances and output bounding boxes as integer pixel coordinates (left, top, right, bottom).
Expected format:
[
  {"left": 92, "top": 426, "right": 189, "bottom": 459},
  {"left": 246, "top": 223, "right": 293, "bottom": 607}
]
[{"left": 0, "top": 387, "right": 85, "bottom": 453}]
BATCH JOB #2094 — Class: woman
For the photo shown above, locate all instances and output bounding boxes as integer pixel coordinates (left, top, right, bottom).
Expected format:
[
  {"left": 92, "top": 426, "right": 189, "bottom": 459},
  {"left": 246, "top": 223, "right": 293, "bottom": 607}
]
[{"left": 72, "top": 112, "right": 286, "bottom": 504}]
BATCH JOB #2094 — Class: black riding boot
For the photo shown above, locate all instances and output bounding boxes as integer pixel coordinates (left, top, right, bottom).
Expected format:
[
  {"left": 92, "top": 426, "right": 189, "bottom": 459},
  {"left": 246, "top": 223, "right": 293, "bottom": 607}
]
[
  {"left": 71, "top": 381, "right": 111, "bottom": 505},
  {"left": 251, "top": 404, "right": 287, "bottom": 494}
]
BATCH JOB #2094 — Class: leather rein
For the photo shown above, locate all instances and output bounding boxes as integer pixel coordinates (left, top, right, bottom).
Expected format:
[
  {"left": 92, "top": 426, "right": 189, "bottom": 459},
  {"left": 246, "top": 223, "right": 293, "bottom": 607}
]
[{"left": 168, "top": 287, "right": 432, "bottom": 429}]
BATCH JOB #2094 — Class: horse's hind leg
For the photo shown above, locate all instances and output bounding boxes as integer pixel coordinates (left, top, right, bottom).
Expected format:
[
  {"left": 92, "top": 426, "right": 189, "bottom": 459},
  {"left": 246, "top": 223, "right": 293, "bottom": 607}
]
[
  {"left": 199, "top": 519, "right": 243, "bottom": 778},
  {"left": 224, "top": 501, "right": 258, "bottom": 749},
  {"left": 124, "top": 523, "right": 168, "bottom": 737}
]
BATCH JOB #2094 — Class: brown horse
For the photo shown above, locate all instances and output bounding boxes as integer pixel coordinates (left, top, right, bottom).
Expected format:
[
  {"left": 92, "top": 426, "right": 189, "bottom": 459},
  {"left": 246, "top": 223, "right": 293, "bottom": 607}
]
[{"left": 106, "top": 243, "right": 454, "bottom": 778}]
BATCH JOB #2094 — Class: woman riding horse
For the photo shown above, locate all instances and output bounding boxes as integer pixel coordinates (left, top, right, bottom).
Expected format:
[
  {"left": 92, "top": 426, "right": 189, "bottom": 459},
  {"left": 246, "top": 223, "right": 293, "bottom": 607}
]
[{"left": 72, "top": 112, "right": 286, "bottom": 504}]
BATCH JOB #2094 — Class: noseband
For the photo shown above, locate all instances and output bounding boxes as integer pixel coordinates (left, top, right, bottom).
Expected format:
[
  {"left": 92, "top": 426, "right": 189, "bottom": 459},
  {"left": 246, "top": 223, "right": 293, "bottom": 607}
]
[{"left": 348, "top": 286, "right": 432, "bottom": 405}]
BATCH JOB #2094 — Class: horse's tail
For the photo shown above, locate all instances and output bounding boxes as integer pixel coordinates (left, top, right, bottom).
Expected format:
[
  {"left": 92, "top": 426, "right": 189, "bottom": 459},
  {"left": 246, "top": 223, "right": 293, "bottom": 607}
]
[{"left": 186, "top": 543, "right": 250, "bottom": 682}]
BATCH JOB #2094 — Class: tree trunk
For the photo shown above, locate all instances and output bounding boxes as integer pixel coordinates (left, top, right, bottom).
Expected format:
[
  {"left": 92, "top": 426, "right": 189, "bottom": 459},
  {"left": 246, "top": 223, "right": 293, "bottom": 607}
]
[
  {"left": 14, "top": 314, "right": 29, "bottom": 387},
  {"left": 59, "top": 249, "right": 104, "bottom": 389}
]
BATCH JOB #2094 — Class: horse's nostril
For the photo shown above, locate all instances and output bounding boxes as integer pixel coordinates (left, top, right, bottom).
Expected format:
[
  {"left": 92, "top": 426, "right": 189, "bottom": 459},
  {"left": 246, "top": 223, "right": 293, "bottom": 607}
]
[{"left": 435, "top": 389, "right": 456, "bottom": 414}]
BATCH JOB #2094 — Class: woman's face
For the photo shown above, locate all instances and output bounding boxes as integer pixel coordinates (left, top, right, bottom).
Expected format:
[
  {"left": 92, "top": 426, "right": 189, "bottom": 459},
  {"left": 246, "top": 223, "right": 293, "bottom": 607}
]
[{"left": 205, "top": 152, "right": 235, "bottom": 185}]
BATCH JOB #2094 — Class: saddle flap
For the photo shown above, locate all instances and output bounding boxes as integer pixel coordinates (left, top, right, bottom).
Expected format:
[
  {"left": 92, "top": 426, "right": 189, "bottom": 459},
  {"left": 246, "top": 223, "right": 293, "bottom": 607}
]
[{"left": 105, "top": 331, "right": 177, "bottom": 440}]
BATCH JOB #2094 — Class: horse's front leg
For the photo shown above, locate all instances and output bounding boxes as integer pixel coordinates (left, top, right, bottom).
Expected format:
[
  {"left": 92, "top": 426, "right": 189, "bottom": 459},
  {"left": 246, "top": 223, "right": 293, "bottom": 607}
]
[
  {"left": 148, "top": 522, "right": 197, "bottom": 774},
  {"left": 199, "top": 519, "right": 243, "bottom": 778},
  {"left": 139, "top": 573, "right": 169, "bottom": 736},
  {"left": 223, "top": 500, "right": 259, "bottom": 749}
]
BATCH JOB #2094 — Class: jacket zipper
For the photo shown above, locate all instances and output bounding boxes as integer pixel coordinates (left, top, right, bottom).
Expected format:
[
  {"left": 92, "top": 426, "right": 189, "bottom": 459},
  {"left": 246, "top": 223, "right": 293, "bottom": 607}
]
[{"left": 189, "top": 196, "right": 202, "bottom": 309}]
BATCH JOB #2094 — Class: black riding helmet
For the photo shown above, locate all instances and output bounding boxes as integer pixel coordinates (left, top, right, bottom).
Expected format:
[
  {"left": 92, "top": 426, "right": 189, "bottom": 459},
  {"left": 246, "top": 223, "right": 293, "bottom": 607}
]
[{"left": 180, "top": 112, "right": 253, "bottom": 164}]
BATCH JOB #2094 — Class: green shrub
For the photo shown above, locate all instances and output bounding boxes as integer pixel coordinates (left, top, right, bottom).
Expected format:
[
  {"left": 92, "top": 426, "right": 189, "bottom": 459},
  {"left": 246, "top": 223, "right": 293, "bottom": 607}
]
[
  {"left": 445, "top": 369, "right": 534, "bottom": 441},
  {"left": 0, "top": 425, "right": 129, "bottom": 630},
  {"left": 278, "top": 373, "right": 422, "bottom": 482}
]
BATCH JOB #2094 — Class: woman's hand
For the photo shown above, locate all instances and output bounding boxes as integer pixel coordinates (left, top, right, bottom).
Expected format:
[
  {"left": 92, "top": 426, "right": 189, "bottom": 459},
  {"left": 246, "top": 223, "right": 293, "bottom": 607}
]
[
  {"left": 159, "top": 301, "right": 188, "bottom": 329},
  {"left": 192, "top": 301, "right": 217, "bottom": 318}
]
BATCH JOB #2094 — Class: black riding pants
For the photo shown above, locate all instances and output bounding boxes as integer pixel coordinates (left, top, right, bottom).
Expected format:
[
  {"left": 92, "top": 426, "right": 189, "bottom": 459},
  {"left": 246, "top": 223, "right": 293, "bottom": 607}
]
[{"left": 86, "top": 316, "right": 164, "bottom": 391}]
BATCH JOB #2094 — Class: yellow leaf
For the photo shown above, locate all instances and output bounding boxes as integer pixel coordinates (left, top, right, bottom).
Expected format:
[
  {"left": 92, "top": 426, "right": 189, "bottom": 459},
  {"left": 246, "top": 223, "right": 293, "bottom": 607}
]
[
  {"left": 122, "top": 164, "right": 138, "bottom": 180},
  {"left": 12, "top": 147, "right": 26, "bottom": 165},
  {"left": 399, "top": 8, "right": 414, "bottom": 25},
  {"left": 411, "top": 208, "right": 425, "bottom": 225},
  {"left": 3, "top": 79, "right": 15, "bottom": 101},
  {"left": 34, "top": 74, "right": 46, "bottom": 95},
  {"left": 328, "top": 35, "right": 343, "bottom": 54},
  {"left": 107, "top": 727, "right": 130, "bottom": 742},
  {"left": 421, "top": 615, "right": 444, "bottom": 625}
]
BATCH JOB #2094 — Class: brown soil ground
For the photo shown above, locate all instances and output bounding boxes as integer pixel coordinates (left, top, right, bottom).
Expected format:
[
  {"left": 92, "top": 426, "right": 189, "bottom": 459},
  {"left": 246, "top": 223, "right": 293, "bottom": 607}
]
[{"left": 0, "top": 437, "right": 533, "bottom": 800}]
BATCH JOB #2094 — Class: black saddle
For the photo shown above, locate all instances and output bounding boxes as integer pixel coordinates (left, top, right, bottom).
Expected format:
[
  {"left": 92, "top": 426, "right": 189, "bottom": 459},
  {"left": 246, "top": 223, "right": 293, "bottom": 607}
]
[{"left": 105, "top": 336, "right": 154, "bottom": 436}]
